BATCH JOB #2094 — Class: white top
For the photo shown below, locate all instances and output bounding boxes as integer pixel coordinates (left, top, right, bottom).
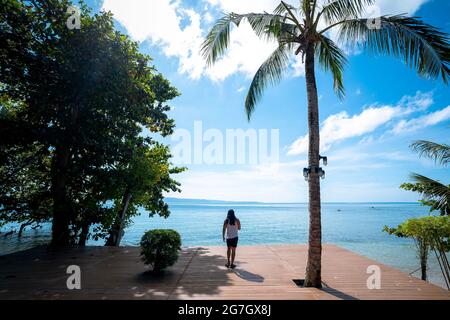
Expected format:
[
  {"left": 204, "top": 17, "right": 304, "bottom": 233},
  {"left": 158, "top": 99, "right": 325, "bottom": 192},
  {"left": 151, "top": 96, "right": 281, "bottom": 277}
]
[{"left": 226, "top": 220, "right": 239, "bottom": 239}]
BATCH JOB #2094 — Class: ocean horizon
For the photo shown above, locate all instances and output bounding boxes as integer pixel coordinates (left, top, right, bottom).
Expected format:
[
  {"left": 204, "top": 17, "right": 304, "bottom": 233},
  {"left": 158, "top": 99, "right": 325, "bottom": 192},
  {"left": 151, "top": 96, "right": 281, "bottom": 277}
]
[{"left": 1, "top": 200, "right": 448, "bottom": 289}]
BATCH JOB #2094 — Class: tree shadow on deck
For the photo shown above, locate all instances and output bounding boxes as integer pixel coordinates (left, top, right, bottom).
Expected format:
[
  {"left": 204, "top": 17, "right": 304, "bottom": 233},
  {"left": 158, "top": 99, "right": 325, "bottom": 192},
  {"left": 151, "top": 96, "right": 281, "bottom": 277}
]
[{"left": 133, "top": 247, "right": 233, "bottom": 299}]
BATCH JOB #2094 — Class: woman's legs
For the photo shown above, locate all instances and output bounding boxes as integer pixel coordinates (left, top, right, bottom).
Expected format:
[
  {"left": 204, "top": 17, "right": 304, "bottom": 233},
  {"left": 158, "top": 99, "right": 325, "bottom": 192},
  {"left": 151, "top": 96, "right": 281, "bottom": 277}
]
[
  {"left": 226, "top": 247, "right": 231, "bottom": 266},
  {"left": 231, "top": 247, "right": 236, "bottom": 266}
]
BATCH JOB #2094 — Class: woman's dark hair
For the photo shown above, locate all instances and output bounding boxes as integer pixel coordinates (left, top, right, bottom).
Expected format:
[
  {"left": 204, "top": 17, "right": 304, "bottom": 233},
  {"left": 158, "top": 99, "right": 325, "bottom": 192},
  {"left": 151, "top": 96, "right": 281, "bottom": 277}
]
[{"left": 227, "top": 209, "right": 236, "bottom": 225}]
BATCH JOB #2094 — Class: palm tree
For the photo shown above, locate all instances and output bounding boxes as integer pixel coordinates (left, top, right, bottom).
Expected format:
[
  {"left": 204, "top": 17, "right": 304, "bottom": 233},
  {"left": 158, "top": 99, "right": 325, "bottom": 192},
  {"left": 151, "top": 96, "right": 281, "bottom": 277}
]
[
  {"left": 201, "top": 0, "right": 450, "bottom": 287},
  {"left": 411, "top": 140, "right": 449, "bottom": 167},
  {"left": 409, "top": 140, "right": 450, "bottom": 215}
]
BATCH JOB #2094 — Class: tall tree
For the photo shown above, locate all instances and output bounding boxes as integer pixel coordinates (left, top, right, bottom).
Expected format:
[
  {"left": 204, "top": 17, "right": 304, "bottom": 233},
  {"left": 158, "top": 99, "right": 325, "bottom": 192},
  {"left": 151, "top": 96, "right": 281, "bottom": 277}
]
[
  {"left": 0, "top": 0, "right": 182, "bottom": 246},
  {"left": 105, "top": 142, "right": 185, "bottom": 247},
  {"left": 384, "top": 216, "right": 450, "bottom": 281},
  {"left": 202, "top": 0, "right": 450, "bottom": 287}
]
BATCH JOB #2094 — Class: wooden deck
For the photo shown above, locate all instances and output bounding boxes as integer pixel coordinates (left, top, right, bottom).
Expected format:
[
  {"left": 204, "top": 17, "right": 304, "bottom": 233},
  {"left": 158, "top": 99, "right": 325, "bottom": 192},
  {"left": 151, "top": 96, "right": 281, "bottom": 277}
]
[{"left": 0, "top": 244, "right": 449, "bottom": 300}]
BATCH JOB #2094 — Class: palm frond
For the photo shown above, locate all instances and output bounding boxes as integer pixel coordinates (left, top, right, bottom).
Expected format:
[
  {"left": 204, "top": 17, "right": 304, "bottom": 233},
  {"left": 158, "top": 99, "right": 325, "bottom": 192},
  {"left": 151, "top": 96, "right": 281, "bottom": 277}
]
[
  {"left": 201, "top": 13, "right": 240, "bottom": 66},
  {"left": 410, "top": 173, "right": 450, "bottom": 211},
  {"left": 244, "top": 13, "right": 299, "bottom": 42},
  {"left": 316, "top": 34, "right": 347, "bottom": 98},
  {"left": 320, "top": 0, "right": 375, "bottom": 24},
  {"left": 274, "top": 1, "right": 297, "bottom": 17},
  {"left": 411, "top": 140, "right": 450, "bottom": 166},
  {"left": 201, "top": 12, "right": 298, "bottom": 65},
  {"left": 337, "top": 15, "right": 450, "bottom": 83},
  {"left": 245, "top": 45, "right": 290, "bottom": 120},
  {"left": 274, "top": 1, "right": 304, "bottom": 32},
  {"left": 301, "top": 0, "right": 312, "bottom": 18}
]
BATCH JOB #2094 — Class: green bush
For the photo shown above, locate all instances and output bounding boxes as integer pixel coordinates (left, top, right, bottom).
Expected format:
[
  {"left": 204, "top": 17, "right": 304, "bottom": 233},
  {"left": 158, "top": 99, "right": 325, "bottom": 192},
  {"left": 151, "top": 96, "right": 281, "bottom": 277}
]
[{"left": 140, "top": 229, "right": 182, "bottom": 272}]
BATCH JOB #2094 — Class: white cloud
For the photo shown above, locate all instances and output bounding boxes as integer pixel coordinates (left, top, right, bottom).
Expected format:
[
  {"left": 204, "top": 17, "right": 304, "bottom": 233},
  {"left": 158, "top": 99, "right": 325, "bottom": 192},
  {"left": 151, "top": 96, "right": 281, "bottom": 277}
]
[
  {"left": 102, "top": 0, "right": 430, "bottom": 81},
  {"left": 287, "top": 91, "right": 434, "bottom": 155},
  {"left": 101, "top": 0, "right": 286, "bottom": 81},
  {"left": 205, "top": 0, "right": 285, "bottom": 14},
  {"left": 397, "top": 91, "right": 434, "bottom": 113},
  {"left": 207, "top": 0, "right": 428, "bottom": 16},
  {"left": 102, "top": 0, "right": 206, "bottom": 79},
  {"left": 237, "top": 86, "right": 246, "bottom": 93},
  {"left": 287, "top": 106, "right": 396, "bottom": 155},
  {"left": 170, "top": 161, "right": 307, "bottom": 202},
  {"left": 204, "top": 21, "right": 278, "bottom": 81},
  {"left": 203, "top": 11, "right": 214, "bottom": 23},
  {"left": 392, "top": 106, "right": 450, "bottom": 134},
  {"left": 291, "top": 55, "right": 305, "bottom": 77},
  {"left": 169, "top": 153, "right": 420, "bottom": 202}
]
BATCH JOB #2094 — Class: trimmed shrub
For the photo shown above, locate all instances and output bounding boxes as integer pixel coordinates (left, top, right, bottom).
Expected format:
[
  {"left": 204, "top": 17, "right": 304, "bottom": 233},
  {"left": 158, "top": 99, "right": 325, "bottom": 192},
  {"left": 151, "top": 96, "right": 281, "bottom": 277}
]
[{"left": 140, "top": 229, "right": 182, "bottom": 272}]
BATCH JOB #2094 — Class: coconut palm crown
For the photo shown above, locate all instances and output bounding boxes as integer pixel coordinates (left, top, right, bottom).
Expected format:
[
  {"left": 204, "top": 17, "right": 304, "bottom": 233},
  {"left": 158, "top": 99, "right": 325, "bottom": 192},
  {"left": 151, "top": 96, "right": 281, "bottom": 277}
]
[
  {"left": 201, "top": 0, "right": 450, "bottom": 287},
  {"left": 410, "top": 140, "right": 450, "bottom": 215}
]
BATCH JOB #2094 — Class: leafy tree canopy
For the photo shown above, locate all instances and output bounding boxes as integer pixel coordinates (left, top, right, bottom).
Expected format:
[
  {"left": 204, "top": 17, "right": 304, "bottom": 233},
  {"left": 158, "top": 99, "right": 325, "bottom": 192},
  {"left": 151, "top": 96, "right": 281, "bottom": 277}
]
[
  {"left": 0, "top": 0, "right": 183, "bottom": 245},
  {"left": 384, "top": 216, "right": 450, "bottom": 251}
]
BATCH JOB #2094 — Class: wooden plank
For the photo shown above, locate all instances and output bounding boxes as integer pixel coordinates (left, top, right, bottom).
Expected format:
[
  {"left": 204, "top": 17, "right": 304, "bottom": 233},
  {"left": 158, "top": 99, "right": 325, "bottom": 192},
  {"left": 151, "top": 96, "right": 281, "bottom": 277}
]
[{"left": 0, "top": 244, "right": 448, "bottom": 300}]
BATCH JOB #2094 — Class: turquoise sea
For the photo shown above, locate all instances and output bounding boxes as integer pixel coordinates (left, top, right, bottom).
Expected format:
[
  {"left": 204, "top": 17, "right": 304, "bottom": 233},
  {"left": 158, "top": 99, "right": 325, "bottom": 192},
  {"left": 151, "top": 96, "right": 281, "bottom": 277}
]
[{"left": 1, "top": 201, "right": 448, "bottom": 289}]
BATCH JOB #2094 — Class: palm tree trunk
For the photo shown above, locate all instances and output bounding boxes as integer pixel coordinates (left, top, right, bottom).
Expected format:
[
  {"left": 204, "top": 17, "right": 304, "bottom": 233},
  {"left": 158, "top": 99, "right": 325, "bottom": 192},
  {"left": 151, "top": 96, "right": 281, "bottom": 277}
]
[{"left": 303, "top": 44, "right": 322, "bottom": 288}]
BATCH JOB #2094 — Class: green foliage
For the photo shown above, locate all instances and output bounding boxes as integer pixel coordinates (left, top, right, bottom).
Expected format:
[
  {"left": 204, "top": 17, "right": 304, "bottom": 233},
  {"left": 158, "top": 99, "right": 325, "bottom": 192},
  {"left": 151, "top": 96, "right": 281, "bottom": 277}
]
[
  {"left": 0, "top": 143, "right": 52, "bottom": 228},
  {"left": 101, "top": 143, "right": 186, "bottom": 243},
  {"left": 401, "top": 136, "right": 450, "bottom": 216},
  {"left": 384, "top": 216, "right": 450, "bottom": 251},
  {"left": 140, "top": 229, "right": 182, "bottom": 272},
  {"left": 321, "top": 0, "right": 376, "bottom": 24},
  {"left": 0, "top": 0, "right": 183, "bottom": 246},
  {"left": 401, "top": 178, "right": 450, "bottom": 216},
  {"left": 384, "top": 215, "right": 450, "bottom": 280},
  {"left": 245, "top": 45, "right": 290, "bottom": 120},
  {"left": 315, "top": 34, "right": 347, "bottom": 99}
]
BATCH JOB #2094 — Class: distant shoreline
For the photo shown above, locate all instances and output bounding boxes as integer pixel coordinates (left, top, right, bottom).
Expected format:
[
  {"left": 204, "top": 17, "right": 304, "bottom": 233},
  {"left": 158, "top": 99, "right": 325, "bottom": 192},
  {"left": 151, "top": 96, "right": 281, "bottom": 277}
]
[{"left": 165, "top": 197, "right": 420, "bottom": 205}]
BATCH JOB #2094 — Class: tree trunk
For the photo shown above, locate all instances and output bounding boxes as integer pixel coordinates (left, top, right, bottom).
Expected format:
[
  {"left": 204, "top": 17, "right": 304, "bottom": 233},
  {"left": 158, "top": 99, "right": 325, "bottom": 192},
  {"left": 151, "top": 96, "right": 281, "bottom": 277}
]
[
  {"left": 419, "top": 240, "right": 428, "bottom": 281},
  {"left": 105, "top": 188, "right": 132, "bottom": 247},
  {"left": 78, "top": 223, "right": 90, "bottom": 247},
  {"left": 50, "top": 101, "right": 80, "bottom": 247},
  {"left": 421, "top": 261, "right": 427, "bottom": 281},
  {"left": 18, "top": 221, "right": 32, "bottom": 237},
  {"left": 303, "top": 44, "right": 323, "bottom": 288},
  {"left": 51, "top": 145, "right": 71, "bottom": 247}
]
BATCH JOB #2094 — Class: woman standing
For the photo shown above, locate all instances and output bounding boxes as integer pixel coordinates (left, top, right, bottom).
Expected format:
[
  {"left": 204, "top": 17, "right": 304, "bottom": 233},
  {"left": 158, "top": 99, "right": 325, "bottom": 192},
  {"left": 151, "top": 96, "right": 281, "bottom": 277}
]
[{"left": 222, "top": 209, "right": 241, "bottom": 269}]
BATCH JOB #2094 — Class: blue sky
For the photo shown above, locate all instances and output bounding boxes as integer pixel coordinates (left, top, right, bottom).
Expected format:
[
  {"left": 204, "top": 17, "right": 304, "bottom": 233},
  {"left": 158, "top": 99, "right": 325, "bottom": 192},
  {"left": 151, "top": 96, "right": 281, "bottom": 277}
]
[{"left": 84, "top": 0, "right": 449, "bottom": 202}]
